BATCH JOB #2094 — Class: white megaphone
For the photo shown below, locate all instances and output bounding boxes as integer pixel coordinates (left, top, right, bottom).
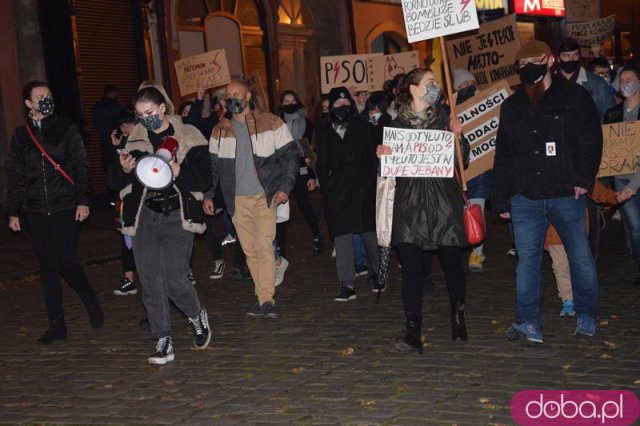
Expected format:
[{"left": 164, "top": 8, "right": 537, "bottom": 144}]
[{"left": 134, "top": 137, "right": 179, "bottom": 190}]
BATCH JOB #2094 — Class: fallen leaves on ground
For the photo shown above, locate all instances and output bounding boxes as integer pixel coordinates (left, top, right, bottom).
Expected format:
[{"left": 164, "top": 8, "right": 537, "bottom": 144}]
[
  {"left": 291, "top": 367, "right": 305, "bottom": 374},
  {"left": 360, "top": 400, "right": 376, "bottom": 406},
  {"left": 342, "top": 347, "right": 354, "bottom": 356},
  {"left": 599, "top": 353, "right": 612, "bottom": 359},
  {"left": 478, "top": 397, "right": 490, "bottom": 403},
  {"left": 603, "top": 341, "right": 617, "bottom": 349},
  {"left": 561, "top": 364, "right": 571, "bottom": 370}
]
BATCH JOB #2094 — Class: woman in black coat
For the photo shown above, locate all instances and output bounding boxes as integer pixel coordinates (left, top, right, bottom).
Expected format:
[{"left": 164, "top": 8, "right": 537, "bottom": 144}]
[
  {"left": 316, "top": 86, "right": 380, "bottom": 302},
  {"left": 6, "top": 81, "right": 102, "bottom": 344},
  {"left": 377, "top": 68, "right": 469, "bottom": 353}
]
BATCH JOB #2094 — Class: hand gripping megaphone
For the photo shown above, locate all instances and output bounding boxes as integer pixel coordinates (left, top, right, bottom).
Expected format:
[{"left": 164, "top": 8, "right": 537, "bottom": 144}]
[{"left": 134, "top": 137, "right": 179, "bottom": 190}]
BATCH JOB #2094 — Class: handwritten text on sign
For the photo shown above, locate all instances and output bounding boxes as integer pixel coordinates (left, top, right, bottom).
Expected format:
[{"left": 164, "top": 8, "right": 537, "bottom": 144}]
[
  {"left": 599, "top": 120, "right": 640, "bottom": 177},
  {"left": 174, "top": 49, "right": 231, "bottom": 97},
  {"left": 566, "top": 15, "right": 616, "bottom": 47},
  {"left": 381, "top": 128, "right": 455, "bottom": 178},
  {"left": 402, "top": 0, "right": 480, "bottom": 44},
  {"left": 445, "top": 14, "right": 521, "bottom": 90}
]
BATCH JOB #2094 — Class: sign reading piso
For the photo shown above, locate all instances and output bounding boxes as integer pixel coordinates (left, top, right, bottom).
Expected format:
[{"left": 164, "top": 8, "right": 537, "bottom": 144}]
[
  {"left": 320, "top": 53, "right": 380, "bottom": 94},
  {"left": 599, "top": 120, "right": 640, "bottom": 177},
  {"left": 174, "top": 49, "right": 231, "bottom": 97},
  {"left": 401, "top": 0, "right": 480, "bottom": 44},
  {"left": 381, "top": 128, "right": 455, "bottom": 178},
  {"left": 445, "top": 14, "right": 521, "bottom": 90},
  {"left": 457, "top": 80, "right": 513, "bottom": 180}
]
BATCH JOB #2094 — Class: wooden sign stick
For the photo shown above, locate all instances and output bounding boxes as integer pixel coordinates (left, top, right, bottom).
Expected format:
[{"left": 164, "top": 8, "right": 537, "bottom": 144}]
[{"left": 439, "top": 36, "right": 467, "bottom": 191}]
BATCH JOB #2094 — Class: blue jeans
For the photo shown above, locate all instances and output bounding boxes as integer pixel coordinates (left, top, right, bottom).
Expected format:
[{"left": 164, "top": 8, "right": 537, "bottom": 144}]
[
  {"left": 614, "top": 178, "right": 640, "bottom": 266},
  {"left": 353, "top": 234, "right": 367, "bottom": 268},
  {"left": 511, "top": 194, "right": 597, "bottom": 326}
]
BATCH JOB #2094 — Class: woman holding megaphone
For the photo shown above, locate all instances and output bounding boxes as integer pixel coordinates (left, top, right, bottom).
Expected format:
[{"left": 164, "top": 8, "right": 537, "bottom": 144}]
[{"left": 108, "top": 87, "right": 213, "bottom": 365}]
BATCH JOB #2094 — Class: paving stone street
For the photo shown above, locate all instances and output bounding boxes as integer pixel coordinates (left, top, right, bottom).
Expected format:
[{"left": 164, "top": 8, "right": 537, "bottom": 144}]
[{"left": 0, "top": 195, "right": 638, "bottom": 425}]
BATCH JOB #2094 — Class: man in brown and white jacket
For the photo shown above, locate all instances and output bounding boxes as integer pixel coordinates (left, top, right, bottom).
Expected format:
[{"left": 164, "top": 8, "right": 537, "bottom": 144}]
[{"left": 203, "top": 80, "right": 299, "bottom": 318}]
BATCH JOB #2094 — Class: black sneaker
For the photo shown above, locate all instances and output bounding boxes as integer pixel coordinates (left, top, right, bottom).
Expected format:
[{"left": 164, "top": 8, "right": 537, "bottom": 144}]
[
  {"left": 148, "top": 336, "right": 175, "bottom": 365},
  {"left": 312, "top": 237, "right": 324, "bottom": 256},
  {"left": 188, "top": 308, "right": 211, "bottom": 349},
  {"left": 208, "top": 260, "right": 225, "bottom": 279},
  {"left": 334, "top": 286, "right": 356, "bottom": 302},
  {"left": 246, "top": 301, "right": 278, "bottom": 318},
  {"left": 113, "top": 278, "right": 137, "bottom": 296},
  {"left": 187, "top": 270, "right": 196, "bottom": 286},
  {"left": 372, "top": 282, "right": 386, "bottom": 293},
  {"left": 233, "top": 265, "right": 252, "bottom": 282}
]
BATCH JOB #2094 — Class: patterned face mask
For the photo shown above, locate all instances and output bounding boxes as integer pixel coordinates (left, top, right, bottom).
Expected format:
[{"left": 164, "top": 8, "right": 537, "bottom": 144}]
[
  {"left": 36, "top": 96, "right": 55, "bottom": 117},
  {"left": 227, "top": 98, "right": 245, "bottom": 114},
  {"left": 139, "top": 113, "right": 163, "bottom": 131}
]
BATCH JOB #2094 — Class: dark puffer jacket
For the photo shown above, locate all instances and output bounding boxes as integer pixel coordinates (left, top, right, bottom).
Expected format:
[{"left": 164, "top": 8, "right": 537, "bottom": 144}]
[
  {"left": 389, "top": 106, "right": 470, "bottom": 249},
  {"left": 6, "top": 115, "right": 91, "bottom": 216}
]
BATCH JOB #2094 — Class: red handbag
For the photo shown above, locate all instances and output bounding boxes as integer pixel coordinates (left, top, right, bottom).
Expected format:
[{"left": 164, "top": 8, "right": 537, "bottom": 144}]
[{"left": 454, "top": 167, "right": 485, "bottom": 245}]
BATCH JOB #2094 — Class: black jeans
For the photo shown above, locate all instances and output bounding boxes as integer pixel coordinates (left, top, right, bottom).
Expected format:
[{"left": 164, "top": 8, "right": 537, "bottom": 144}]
[
  {"left": 121, "top": 237, "right": 136, "bottom": 273},
  {"left": 27, "top": 209, "right": 97, "bottom": 318},
  {"left": 276, "top": 175, "right": 321, "bottom": 252},
  {"left": 397, "top": 243, "right": 465, "bottom": 317},
  {"left": 203, "top": 214, "right": 223, "bottom": 261}
]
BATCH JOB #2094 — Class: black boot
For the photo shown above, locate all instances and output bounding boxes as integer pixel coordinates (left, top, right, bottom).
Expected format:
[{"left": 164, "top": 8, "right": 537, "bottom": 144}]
[
  {"left": 451, "top": 302, "right": 468, "bottom": 341},
  {"left": 37, "top": 314, "right": 67, "bottom": 344},
  {"left": 395, "top": 313, "right": 423, "bottom": 354},
  {"left": 85, "top": 296, "right": 104, "bottom": 328}
]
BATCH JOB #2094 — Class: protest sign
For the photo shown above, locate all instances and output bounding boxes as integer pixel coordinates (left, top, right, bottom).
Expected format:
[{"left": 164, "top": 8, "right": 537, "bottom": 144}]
[
  {"left": 445, "top": 14, "right": 520, "bottom": 90},
  {"left": 381, "top": 127, "right": 455, "bottom": 178},
  {"left": 599, "top": 121, "right": 640, "bottom": 177},
  {"left": 320, "top": 53, "right": 380, "bottom": 94},
  {"left": 565, "top": 0, "right": 600, "bottom": 22},
  {"left": 566, "top": 15, "right": 615, "bottom": 47},
  {"left": 246, "top": 71, "right": 268, "bottom": 111},
  {"left": 174, "top": 49, "right": 231, "bottom": 97},
  {"left": 401, "top": 0, "right": 480, "bottom": 43},
  {"left": 456, "top": 80, "right": 512, "bottom": 180},
  {"left": 368, "top": 51, "right": 420, "bottom": 91}
]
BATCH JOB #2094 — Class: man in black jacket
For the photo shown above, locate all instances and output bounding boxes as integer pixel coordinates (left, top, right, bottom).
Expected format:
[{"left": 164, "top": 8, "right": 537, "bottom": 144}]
[{"left": 491, "top": 40, "right": 603, "bottom": 344}]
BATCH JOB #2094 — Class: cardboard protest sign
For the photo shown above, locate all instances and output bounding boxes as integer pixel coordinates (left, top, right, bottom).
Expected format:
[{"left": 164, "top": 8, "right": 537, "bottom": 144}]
[
  {"left": 174, "top": 49, "right": 231, "bottom": 97},
  {"left": 245, "top": 71, "right": 268, "bottom": 111},
  {"left": 368, "top": 51, "right": 420, "bottom": 91},
  {"left": 566, "top": 15, "right": 615, "bottom": 47},
  {"left": 598, "top": 121, "right": 640, "bottom": 177},
  {"left": 381, "top": 128, "right": 455, "bottom": 178},
  {"left": 457, "top": 80, "right": 512, "bottom": 180},
  {"left": 445, "top": 14, "right": 520, "bottom": 90},
  {"left": 565, "top": 0, "right": 600, "bottom": 23},
  {"left": 401, "top": 0, "right": 480, "bottom": 43},
  {"left": 320, "top": 53, "right": 380, "bottom": 94}
]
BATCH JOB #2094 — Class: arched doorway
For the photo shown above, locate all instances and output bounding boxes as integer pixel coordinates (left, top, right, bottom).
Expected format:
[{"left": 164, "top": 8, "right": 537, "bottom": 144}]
[{"left": 176, "top": 0, "right": 272, "bottom": 106}]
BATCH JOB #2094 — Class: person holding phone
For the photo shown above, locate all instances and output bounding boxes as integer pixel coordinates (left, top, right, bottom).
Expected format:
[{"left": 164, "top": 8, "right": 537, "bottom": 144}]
[
  {"left": 109, "top": 87, "right": 212, "bottom": 365},
  {"left": 204, "top": 80, "right": 299, "bottom": 319}
]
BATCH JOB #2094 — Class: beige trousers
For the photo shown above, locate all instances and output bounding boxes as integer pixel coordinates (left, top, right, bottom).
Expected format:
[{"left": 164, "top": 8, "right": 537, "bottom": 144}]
[
  {"left": 233, "top": 193, "right": 277, "bottom": 305},
  {"left": 548, "top": 244, "right": 573, "bottom": 302}
]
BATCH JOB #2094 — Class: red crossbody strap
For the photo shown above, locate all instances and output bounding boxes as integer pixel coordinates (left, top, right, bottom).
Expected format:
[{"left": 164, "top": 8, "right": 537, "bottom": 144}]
[
  {"left": 453, "top": 166, "right": 467, "bottom": 203},
  {"left": 26, "top": 125, "right": 76, "bottom": 187}
]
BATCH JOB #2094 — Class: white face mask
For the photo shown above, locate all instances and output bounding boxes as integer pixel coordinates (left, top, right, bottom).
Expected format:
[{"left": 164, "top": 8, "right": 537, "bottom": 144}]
[{"left": 621, "top": 81, "right": 640, "bottom": 98}]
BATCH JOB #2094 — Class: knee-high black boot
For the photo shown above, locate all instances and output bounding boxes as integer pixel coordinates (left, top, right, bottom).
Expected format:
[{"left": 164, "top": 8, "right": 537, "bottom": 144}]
[
  {"left": 395, "top": 313, "right": 423, "bottom": 354},
  {"left": 38, "top": 313, "right": 67, "bottom": 344},
  {"left": 451, "top": 302, "right": 468, "bottom": 341}
]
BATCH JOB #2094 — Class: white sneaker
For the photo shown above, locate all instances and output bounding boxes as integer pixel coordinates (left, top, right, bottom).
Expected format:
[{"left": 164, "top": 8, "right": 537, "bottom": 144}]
[
  {"left": 275, "top": 257, "right": 289, "bottom": 287},
  {"left": 222, "top": 234, "right": 237, "bottom": 246}
]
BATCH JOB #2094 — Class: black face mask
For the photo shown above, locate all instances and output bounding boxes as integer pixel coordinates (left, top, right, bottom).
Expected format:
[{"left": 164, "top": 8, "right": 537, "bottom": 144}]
[
  {"left": 456, "top": 86, "right": 476, "bottom": 104},
  {"left": 282, "top": 104, "right": 300, "bottom": 115},
  {"left": 519, "top": 63, "right": 548, "bottom": 85},
  {"left": 558, "top": 59, "right": 580, "bottom": 74},
  {"left": 332, "top": 105, "right": 351, "bottom": 121}
]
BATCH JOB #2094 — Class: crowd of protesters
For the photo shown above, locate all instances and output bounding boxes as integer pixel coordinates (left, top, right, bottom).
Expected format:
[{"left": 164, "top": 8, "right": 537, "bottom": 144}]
[{"left": 5, "top": 35, "right": 640, "bottom": 363}]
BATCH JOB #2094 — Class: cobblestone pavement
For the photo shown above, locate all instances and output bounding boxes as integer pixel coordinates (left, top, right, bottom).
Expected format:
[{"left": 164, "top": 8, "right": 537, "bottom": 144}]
[{"left": 0, "top": 196, "right": 638, "bottom": 425}]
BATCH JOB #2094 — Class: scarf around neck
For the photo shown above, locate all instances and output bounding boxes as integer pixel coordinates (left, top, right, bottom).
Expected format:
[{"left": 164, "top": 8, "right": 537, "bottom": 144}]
[
  {"left": 284, "top": 108, "right": 306, "bottom": 141},
  {"left": 397, "top": 103, "right": 439, "bottom": 129}
]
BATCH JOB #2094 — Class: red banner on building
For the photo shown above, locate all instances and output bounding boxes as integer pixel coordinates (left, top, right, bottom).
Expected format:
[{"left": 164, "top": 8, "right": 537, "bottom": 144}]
[{"left": 514, "top": 0, "right": 565, "bottom": 17}]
